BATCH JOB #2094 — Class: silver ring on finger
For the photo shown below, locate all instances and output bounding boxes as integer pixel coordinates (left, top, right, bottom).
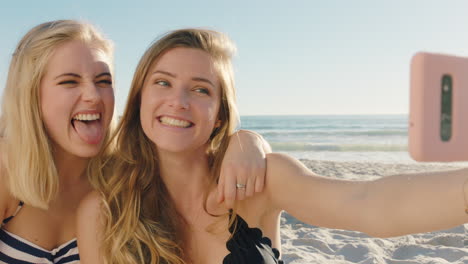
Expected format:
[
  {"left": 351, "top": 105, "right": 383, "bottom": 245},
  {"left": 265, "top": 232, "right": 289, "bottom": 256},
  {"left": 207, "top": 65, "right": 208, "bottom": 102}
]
[{"left": 236, "top": 183, "right": 246, "bottom": 189}]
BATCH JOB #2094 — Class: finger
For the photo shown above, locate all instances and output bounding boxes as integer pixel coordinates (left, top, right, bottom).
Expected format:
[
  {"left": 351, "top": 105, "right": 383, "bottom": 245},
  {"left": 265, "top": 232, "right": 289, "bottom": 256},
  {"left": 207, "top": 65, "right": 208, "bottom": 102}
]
[
  {"left": 245, "top": 177, "right": 255, "bottom": 197},
  {"left": 255, "top": 166, "right": 266, "bottom": 193},
  {"left": 217, "top": 173, "right": 225, "bottom": 203},
  {"left": 236, "top": 183, "right": 246, "bottom": 200},
  {"left": 235, "top": 172, "right": 248, "bottom": 201},
  {"left": 224, "top": 171, "right": 237, "bottom": 208}
]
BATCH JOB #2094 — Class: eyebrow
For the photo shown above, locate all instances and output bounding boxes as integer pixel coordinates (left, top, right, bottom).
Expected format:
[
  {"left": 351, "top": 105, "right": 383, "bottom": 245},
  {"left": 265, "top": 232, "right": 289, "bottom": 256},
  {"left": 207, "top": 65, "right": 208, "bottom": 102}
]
[
  {"left": 96, "top": 72, "right": 112, "bottom": 78},
  {"left": 54, "top": 72, "right": 112, "bottom": 80},
  {"left": 153, "top": 70, "right": 176, "bottom": 78},
  {"left": 192, "top": 77, "right": 215, "bottom": 88},
  {"left": 54, "top": 73, "right": 81, "bottom": 80},
  {"left": 152, "top": 70, "right": 215, "bottom": 87}
]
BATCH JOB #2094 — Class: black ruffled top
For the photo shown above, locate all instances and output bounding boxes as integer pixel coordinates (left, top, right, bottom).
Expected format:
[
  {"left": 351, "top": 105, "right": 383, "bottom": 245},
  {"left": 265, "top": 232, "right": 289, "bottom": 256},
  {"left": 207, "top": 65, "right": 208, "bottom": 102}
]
[{"left": 223, "top": 213, "right": 284, "bottom": 264}]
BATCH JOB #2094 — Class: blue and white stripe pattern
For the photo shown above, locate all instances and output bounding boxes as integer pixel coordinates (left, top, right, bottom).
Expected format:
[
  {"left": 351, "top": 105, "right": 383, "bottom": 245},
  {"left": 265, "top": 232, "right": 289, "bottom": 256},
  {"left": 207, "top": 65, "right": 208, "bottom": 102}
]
[{"left": 0, "top": 202, "right": 80, "bottom": 263}]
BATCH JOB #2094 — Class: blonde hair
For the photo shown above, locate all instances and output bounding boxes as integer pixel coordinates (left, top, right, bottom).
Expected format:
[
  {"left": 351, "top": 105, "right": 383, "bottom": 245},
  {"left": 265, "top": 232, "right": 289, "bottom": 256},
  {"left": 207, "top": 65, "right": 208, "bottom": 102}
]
[
  {"left": 0, "top": 20, "right": 114, "bottom": 209},
  {"left": 94, "top": 29, "right": 239, "bottom": 264}
]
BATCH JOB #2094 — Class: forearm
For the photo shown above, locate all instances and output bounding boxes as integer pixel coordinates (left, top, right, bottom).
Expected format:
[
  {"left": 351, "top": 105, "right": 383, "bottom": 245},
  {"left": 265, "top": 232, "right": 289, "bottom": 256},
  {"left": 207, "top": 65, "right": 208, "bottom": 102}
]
[{"left": 362, "top": 168, "right": 468, "bottom": 237}]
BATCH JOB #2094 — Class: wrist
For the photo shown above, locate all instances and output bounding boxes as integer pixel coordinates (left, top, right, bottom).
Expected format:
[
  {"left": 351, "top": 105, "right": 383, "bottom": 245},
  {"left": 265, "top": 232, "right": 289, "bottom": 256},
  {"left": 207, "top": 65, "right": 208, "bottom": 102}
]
[
  {"left": 237, "top": 129, "right": 261, "bottom": 138},
  {"left": 237, "top": 130, "right": 272, "bottom": 154}
]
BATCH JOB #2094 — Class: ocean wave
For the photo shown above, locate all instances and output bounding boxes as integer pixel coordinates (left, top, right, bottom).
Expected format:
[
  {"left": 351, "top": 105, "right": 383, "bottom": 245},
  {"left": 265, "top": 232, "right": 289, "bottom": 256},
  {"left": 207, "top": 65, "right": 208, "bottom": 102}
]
[
  {"left": 244, "top": 125, "right": 408, "bottom": 131},
  {"left": 261, "top": 130, "right": 407, "bottom": 137},
  {"left": 270, "top": 142, "right": 407, "bottom": 152}
]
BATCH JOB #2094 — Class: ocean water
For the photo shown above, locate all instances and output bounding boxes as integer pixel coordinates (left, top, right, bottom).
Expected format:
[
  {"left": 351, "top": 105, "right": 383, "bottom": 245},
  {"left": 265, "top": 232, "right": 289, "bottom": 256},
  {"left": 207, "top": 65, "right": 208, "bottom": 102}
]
[{"left": 240, "top": 115, "right": 415, "bottom": 163}]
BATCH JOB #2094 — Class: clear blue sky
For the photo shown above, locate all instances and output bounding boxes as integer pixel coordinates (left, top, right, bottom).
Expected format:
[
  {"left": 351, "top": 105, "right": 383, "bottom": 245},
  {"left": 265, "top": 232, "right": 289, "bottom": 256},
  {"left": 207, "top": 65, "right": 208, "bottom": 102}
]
[{"left": 1, "top": 1, "right": 467, "bottom": 115}]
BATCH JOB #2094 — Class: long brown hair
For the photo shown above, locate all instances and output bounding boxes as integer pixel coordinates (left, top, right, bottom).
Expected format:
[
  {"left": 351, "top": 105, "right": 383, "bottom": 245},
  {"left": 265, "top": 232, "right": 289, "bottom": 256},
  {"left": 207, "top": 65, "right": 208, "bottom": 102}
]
[{"left": 91, "top": 29, "right": 239, "bottom": 263}]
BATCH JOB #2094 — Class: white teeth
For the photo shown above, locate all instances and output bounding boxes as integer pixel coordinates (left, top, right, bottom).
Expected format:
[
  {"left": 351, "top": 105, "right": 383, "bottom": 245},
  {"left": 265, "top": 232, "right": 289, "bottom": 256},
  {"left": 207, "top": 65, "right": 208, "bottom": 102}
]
[
  {"left": 160, "top": 116, "right": 191, "bottom": 128},
  {"left": 73, "top": 113, "right": 100, "bottom": 121}
]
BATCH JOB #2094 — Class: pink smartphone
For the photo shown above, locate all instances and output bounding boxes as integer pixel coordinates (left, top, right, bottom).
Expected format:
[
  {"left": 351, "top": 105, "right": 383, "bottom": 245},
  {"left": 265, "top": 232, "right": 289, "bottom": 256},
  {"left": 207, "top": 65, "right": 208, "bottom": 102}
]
[{"left": 409, "top": 52, "right": 468, "bottom": 162}]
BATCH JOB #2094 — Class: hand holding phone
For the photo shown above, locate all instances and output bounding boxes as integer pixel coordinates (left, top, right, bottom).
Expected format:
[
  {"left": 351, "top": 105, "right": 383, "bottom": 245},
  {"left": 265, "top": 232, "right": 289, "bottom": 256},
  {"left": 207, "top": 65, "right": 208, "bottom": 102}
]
[{"left": 409, "top": 52, "right": 468, "bottom": 162}]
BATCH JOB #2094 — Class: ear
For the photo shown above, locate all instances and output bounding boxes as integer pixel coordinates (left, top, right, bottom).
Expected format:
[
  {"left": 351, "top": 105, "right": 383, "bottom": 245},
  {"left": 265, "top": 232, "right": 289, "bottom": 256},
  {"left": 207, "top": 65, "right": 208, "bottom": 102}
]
[{"left": 210, "top": 120, "right": 222, "bottom": 140}]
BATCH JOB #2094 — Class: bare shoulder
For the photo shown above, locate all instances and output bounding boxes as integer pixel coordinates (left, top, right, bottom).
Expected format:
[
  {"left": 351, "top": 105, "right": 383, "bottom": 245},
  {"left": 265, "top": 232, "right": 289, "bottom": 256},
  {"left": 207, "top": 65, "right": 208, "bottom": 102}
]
[
  {"left": 77, "top": 190, "right": 104, "bottom": 224},
  {"left": 76, "top": 191, "right": 106, "bottom": 263}
]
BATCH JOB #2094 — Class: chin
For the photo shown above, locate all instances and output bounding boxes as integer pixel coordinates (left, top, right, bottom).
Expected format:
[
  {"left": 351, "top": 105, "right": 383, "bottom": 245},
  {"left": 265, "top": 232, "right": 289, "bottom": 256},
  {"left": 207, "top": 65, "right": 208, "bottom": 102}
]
[
  {"left": 157, "top": 145, "right": 190, "bottom": 154},
  {"left": 156, "top": 140, "right": 210, "bottom": 155},
  {"left": 72, "top": 145, "right": 102, "bottom": 159}
]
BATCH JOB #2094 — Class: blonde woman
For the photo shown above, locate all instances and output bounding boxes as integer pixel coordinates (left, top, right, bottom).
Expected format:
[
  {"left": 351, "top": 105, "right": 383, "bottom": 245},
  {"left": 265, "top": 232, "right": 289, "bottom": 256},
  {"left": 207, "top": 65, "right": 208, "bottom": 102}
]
[
  {"left": 77, "top": 29, "right": 468, "bottom": 264},
  {"left": 0, "top": 21, "right": 269, "bottom": 263}
]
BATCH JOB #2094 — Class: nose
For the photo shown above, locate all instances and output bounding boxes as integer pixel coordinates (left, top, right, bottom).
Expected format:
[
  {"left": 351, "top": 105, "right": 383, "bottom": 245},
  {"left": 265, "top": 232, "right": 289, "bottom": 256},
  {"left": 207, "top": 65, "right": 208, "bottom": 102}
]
[
  {"left": 82, "top": 82, "right": 101, "bottom": 104},
  {"left": 168, "top": 88, "right": 189, "bottom": 110}
]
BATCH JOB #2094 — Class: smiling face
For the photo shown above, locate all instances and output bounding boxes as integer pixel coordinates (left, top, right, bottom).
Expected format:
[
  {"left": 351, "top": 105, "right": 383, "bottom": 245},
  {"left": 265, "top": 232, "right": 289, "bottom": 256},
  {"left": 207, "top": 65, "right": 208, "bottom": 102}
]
[
  {"left": 40, "top": 40, "right": 115, "bottom": 159},
  {"left": 140, "top": 47, "right": 221, "bottom": 154}
]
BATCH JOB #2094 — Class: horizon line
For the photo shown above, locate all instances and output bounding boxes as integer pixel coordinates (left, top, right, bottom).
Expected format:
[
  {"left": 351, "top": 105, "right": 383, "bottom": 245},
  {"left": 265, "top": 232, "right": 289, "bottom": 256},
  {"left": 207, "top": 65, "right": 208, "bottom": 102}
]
[{"left": 238, "top": 113, "right": 408, "bottom": 117}]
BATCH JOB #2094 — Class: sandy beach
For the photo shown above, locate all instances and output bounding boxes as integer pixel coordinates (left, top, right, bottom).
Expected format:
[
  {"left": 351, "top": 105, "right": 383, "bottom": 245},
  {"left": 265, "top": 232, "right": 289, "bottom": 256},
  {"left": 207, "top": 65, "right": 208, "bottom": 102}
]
[{"left": 280, "top": 160, "right": 468, "bottom": 264}]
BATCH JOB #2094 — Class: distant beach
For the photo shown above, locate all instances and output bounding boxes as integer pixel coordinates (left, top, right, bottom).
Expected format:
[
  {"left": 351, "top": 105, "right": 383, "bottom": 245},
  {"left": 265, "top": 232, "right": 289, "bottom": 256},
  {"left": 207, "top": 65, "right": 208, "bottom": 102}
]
[
  {"left": 241, "top": 115, "right": 468, "bottom": 263},
  {"left": 241, "top": 115, "right": 410, "bottom": 163}
]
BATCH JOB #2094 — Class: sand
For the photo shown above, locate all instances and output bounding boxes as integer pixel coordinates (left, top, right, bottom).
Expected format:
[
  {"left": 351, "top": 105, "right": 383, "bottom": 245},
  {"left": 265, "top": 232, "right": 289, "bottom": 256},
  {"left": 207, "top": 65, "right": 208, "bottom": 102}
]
[{"left": 280, "top": 160, "right": 468, "bottom": 264}]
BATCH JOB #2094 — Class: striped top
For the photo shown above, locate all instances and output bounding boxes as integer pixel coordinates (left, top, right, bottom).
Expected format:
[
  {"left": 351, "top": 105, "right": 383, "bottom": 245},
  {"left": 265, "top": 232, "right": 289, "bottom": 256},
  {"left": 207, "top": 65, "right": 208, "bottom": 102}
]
[{"left": 0, "top": 202, "right": 80, "bottom": 264}]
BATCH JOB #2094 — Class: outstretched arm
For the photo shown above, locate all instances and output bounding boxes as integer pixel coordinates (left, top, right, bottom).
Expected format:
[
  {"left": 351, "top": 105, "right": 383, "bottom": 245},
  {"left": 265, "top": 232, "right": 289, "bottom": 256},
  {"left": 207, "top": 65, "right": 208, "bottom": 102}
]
[
  {"left": 264, "top": 153, "right": 468, "bottom": 237},
  {"left": 218, "top": 130, "right": 271, "bottom": 208}
]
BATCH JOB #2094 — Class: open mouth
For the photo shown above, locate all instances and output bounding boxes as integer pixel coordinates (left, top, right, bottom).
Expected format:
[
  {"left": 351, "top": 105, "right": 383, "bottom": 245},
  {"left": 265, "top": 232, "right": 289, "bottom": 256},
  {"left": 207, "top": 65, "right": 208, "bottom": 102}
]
[
  {"left": 72, "top": 113, "right": 101, "bottom": 122},
  {"left": 71, "top": 113, "right": 103, "bottom": 144},
  {"left": 159, "top": 116, "right": 193, "bottom": 128}
]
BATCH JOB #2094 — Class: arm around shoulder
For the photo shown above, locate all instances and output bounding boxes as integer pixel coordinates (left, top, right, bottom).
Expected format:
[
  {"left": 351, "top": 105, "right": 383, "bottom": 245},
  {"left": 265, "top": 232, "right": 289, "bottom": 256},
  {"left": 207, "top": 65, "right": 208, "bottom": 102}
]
[
  {"left": 218, "top": 129, "right": 271, "bottom": 206},
  {"left": 76, "top": 190, "right": 105, "bottom": 264}
]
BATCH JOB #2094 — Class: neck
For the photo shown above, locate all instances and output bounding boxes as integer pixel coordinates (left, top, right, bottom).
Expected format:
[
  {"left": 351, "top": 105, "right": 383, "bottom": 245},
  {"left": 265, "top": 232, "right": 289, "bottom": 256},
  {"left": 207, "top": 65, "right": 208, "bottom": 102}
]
[
  {"left": 157, "top": 146, "right": 212, "bottom": 211},
  {"left": 53, "top": 150, "right": 89, "bottom": 188}
]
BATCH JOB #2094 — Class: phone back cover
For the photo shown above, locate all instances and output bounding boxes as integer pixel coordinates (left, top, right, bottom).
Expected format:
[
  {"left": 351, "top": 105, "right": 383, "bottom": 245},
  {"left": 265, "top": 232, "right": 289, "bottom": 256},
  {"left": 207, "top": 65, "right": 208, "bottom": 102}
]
[{"left": 409, "top": 52, "right": 468, "bottom": 161}]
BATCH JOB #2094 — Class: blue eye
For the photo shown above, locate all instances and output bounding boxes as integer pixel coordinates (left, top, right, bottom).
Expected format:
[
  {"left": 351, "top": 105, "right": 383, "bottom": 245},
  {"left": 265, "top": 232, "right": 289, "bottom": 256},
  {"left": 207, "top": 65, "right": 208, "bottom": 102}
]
[
  {"left": 155, "top": 80, "right": 169, "bottom": 86},
  {"left": 194, "top": 87, "right": 210, "bottom": 95}
]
